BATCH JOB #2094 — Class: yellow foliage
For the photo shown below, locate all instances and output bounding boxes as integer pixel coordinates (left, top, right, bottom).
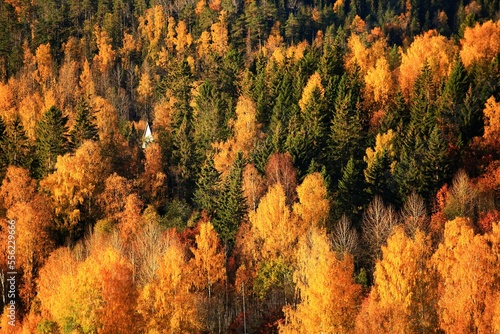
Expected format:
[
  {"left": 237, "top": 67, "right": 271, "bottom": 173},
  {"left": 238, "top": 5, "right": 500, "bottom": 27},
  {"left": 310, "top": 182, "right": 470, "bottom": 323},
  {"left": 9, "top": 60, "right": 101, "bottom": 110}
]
[
  {"left": 293, "top": 172, "right": 329, "bottom": 229},
  {"left": 138, "top": 5, "right": 166, "bottom": 60},
  {"left": 175, "top": 20, "right": 193, "bottom": 54},
  {"left": 79, "top": 59, "right": 95, "bottom": 97},
  {"left": 364, "top": 129, "right": 395, "bottom": 171},
  {"left": 483, "top": 96, "right": 500, "bottom": 144},
  {"left": 213, "top": 95, "right": 261, "bottom": 175},
  {"left": 34, "top": 43, "right": 53, "bottom": 88},
  {"left": 298, "top": 72, "right": 324, "bottom": 112},
  {"left": 281, "top": 227, "right": 361, "bottom": 333},
  {"left": 189, "top": 222, "right": 226, "bottom": 294},
  {"left": 91, "top": 96, "right": 119, "bottom": 142},
  {"left": 197, "top": 31, "right": 212, "bottom": 58},
  {"left": 17, "top": 92, "right": 43, "bottom": 140},
  {"left": 399, "top": 30, "right": 455, "bottom": 97},
  {"left": 460, "top": 20, "right": 500, "bottom": 68},
  {"left": 41, "top": 141, "right": 109, "bottom": 228},
  {"left": 365, "top": 57, "right": 393, "bottom": 104},
  {"left": 250, "top": 183, "right": 298, "bottom": 262},
  {"left": 210, "top": 12, "right": 229, "bottom": 56},
  {"left": 432, "top": 218, "right": 499, "bottom": 333},
  {"left": 166, "top": 16, "right": 177, "bottom": 52},
  {"left": 93, "top": 26, "right": 116, "bottom": 72},
  {"left": 138, "top": 237, "right": 201, "bottom": 332}
]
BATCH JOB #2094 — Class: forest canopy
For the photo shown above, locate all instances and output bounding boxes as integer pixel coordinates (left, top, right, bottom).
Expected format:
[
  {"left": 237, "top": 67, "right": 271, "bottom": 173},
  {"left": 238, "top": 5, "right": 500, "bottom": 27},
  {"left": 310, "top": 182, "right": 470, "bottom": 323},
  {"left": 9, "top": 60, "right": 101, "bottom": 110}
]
[{"left": 0, "top": 0, "right": 500, "bottom": 332}]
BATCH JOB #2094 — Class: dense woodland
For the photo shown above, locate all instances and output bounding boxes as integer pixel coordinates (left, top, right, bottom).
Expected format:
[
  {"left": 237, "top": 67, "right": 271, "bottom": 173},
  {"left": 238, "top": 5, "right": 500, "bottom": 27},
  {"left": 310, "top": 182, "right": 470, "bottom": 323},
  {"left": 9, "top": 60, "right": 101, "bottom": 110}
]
[{"left": 0, "top": 0, "right": 500, "bottom": 332}]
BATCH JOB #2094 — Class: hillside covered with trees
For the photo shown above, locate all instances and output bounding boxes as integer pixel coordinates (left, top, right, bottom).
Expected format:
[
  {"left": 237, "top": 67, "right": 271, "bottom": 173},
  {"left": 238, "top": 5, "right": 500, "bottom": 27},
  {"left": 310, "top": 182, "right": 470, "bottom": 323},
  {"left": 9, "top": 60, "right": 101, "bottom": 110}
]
[{"left": 0, "top": 0, "right": 500, "bottom": 332}]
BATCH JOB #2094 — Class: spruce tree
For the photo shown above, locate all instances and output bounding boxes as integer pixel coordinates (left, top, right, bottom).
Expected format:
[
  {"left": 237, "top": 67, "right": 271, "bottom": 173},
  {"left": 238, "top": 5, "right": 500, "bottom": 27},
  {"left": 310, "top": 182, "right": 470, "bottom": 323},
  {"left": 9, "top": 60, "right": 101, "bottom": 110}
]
[
  {"left": 4, "top": 114, "right": 31, "bottom": 169},
  {"left": 213, "top": 152, "right": 247, "bottom": 249},
  {"left": 335, "top": 157, "right": 366, "bottom": 222},
  {"left": 194, "top": 155, "right": 221, "bottom": 217},
  {"left": 327, "top": 72, "right": 365, "bottom": 181},
  {"left": 70, "top": 99, "right": 98, "bottom": 150},
  {"left": 35, "top": 106, "right": 69, "bottom": 178}
]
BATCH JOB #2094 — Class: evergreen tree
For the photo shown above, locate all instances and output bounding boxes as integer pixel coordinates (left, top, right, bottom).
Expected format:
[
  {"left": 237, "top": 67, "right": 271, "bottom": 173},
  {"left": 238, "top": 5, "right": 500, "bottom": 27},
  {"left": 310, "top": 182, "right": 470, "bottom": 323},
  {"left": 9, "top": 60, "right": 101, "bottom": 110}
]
[
  {"left": 35, "top": 106, "right": 69, "bottom": 178},
  {"left": 335, "top": 156, "right": 366, "bottom": 222},
  {"left": 327, "top": 72, "right": 366, "bottom": 181},
  {"left": 364, "top": 149, "right": 398, "bottom": 205},
  {"left": 213, "top": 152, "right": 247, "bottom": 249},
  {"left": 70, "top": 99, "right": 98, "bottom": 150},
  {"left": 4, "top": 114, "right": 31, "bottom": 169},
  {"left": 194, "top": 155, "right": 221, "bottom": 217}
]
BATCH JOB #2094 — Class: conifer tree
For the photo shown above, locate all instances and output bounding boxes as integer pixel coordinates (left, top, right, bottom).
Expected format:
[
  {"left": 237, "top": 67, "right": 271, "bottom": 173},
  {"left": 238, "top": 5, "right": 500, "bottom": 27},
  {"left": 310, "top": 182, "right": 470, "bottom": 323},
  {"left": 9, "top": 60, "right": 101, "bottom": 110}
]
[
  {"left": 70, "top": 98, "right": 98, "bottom": 150},
  {"left": 4, "top": 114, "right": 31, "bottom": 169},
  {"left": 194, "top": 155, "right": 221, "bottom": 217},
  {"left": 335, "top": 157, "right": 366, "bottom": 221},
  {"left": 35, "top": 106, "right": 69, "bottom": 178},
  {"left": 213, "top": 152, "right": 247, "bottom": 249}
]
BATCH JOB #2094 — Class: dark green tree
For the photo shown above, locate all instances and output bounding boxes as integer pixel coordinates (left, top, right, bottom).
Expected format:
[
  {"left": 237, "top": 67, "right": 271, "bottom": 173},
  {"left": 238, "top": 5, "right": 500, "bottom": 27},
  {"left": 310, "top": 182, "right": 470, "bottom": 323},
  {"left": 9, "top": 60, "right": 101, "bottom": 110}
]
[
  {"left": 327, "top": 72, "right": 366, "bottom": 181},
  {"left": 213, "top": 152, "right": 247, "bottom": 249},
  {"left": 35, "top": 106, "right": 69, "bottom": 178},
  {"left": 194, "top": 154, "right": 221, "bottom": 217},
  {"left": 4, "top": 114, "right": 31, "bottom": 169},
  {"left": 70, "top": 99, "right": 98, "bottom": 150},
  {"left": 335, "top": 156, "right": 366, "bottom": 222}
]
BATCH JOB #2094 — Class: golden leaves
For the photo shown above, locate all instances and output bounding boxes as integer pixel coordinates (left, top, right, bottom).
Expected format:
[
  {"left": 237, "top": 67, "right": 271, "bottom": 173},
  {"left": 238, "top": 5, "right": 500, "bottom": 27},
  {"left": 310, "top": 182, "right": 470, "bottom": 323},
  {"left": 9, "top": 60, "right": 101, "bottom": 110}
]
[{"left": 460, "top": 20, "right": 500, "bottom": 68}]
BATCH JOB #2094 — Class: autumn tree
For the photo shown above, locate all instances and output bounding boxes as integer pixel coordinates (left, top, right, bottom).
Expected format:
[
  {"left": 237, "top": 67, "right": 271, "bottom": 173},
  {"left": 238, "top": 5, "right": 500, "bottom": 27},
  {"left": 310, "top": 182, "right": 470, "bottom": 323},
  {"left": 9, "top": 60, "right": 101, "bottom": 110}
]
[
  {"left": 356, "top": 226, "right": 438, "bottom": 332},
  {"left": 213, "top": 95, "right": 261, "bottom": 176},
  {"left": 281, "top": 227, "right": 361, "bottom": 333},
  {"left": 139, "top": 142, "right": 167, "bottom": 208},
  {"left": 138, "top": 234, "right": 202, "bottom": 332},
  {"left": 7, "top": 193, "right": 54, "bottom": 309},
  {"left": 432, "top": 218, "right": 499, "bottom": 333},
  {"left": 189, "top": 222, "right": 226, "bottom": 331},
  {"left": 460, "top": 20, "right": 500, "bottom": 68},
  {"left": 40, "top": 140, "right": 109, "bottom": 241},
  {"left": 361, "top": 196, "right": 400, "bottom": 264},
  {"left": 250, "top": 182, "right": 298, "bottom": 263},
  {"left": 0, "top": 166, "right": 36, "bottom": 210},
  {"left": 264, "top": 152, "right": 297, "bottom": 204},
  {"left": 293, "top": 172, "right": 329, "bottom": 229}
]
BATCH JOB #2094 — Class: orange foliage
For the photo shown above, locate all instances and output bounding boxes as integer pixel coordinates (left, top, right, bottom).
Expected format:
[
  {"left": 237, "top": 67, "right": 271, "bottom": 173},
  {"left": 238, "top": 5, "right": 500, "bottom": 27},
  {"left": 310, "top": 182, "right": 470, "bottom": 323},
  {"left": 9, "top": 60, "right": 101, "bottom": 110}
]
[
  {"left": 357, "top": 227, "right": 438, "bottom": 332},
  {"left": 250, "top": 183, "right": 299, "bottom": 262},
  {"left": 282, "top": 227, "right": 361, "bottom": 333},
  {"left": 483, "top": 96, "right": 500, "bottom": 145},
  {"left": 293, "top": 172, "right": 329, "bottom": 229},
  {"left": 460, "top": 20, "right": 500, "bottom": 68},
  {"left": 138, "top": 235, "right": 202, "bottom": 332},
  {"left": 93, "top": 26, "right": 116, "bottom": 73},
  {"left": 432, "top": 218, "right": 499, "bottom": 333},
  {"left": 399, "top": 30, "right": 455, "bottom": 97},
  {"left": 0, "top": 166, "right": 36, "bottom": 210},
  {"left": 213, "top": 95, "right": 261, "bottom": 175},
  {"left": 189, "top": 222, "right": 226, "bottom": 295},
  {"left": 210, "top": 13, "right": 229, "bottom": 56}
]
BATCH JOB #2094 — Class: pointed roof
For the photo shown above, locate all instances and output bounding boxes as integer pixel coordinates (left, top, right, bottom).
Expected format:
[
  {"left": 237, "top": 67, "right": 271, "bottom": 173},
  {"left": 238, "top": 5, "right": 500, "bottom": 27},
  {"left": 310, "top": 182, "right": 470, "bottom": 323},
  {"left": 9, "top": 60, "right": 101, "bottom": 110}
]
[{"left": 142, "top": 122, "right": 153, "bottom": 149}]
